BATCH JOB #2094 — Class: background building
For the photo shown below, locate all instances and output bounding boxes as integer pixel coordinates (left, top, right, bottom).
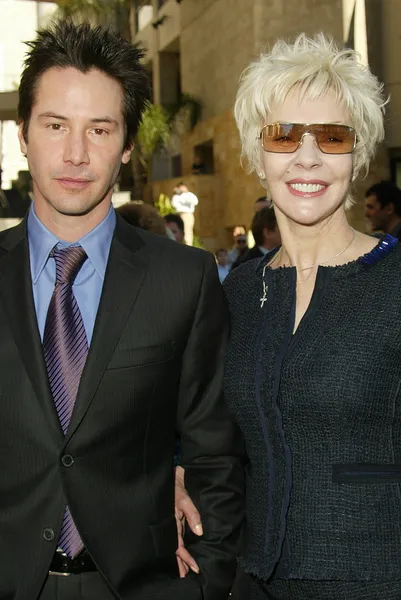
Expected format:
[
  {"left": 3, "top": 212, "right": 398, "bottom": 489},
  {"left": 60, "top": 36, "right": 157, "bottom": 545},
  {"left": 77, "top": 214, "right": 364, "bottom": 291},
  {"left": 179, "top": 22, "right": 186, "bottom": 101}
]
[
  {"left": 134, "top": 0, "right": 401, "bottom": 250},
  {"left": 1, "top": 0, "right": 400, "bottom": 246},
  {"left": 0, "top": 0, "right": 56, "bottom": 189}
]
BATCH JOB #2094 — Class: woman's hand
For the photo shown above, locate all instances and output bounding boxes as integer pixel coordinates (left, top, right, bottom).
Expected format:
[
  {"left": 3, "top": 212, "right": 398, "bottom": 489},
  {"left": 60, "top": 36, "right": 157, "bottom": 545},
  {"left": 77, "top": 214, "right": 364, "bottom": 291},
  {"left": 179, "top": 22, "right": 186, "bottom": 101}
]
[{"left": 174, "top": 465, "right": 203, "bottom": 577}]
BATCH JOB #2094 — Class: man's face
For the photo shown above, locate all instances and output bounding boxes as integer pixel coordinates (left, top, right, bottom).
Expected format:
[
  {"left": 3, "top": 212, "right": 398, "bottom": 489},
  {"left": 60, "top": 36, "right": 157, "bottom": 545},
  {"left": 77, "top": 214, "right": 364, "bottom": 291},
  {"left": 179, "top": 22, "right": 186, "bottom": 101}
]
[
  {"left": 263, "top": 226, "right": 281, "bottom": 250},
  {"left": 216, "top": 250, "right": 228, "bottom": 266},
  {"left": 166, "top": 221, "right": 184, "bottom": 243},
  {"left": 364, "top": 194, "right": 391, "bottom": 232},
  {"left": 255, "top": 199, "right": 269, "bottom": 212},
  {"left": 234, "top": 236, "right": 247, "bottom": 250},
  {"left": 18, "top": 67, "right": 132, "bottom": 227}
]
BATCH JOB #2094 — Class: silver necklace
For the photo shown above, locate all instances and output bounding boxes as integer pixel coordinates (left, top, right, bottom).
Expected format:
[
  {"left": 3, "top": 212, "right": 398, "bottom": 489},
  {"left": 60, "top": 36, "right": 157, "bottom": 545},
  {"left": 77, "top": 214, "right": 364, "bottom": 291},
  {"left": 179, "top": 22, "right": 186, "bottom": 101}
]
[
  {"left": 259, "top": 229, "right": 356, "bottom": 308},
  {"left": 299, "top": 229, "right": 356, "bottom": 272}
]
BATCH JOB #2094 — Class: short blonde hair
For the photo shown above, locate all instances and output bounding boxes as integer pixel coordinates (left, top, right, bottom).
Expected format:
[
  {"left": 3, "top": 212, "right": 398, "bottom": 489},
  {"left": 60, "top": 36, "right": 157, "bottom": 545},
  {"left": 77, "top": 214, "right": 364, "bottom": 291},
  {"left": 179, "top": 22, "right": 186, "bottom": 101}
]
[{"left": 234, "top": 33, "right": 387, "bottom": 206}]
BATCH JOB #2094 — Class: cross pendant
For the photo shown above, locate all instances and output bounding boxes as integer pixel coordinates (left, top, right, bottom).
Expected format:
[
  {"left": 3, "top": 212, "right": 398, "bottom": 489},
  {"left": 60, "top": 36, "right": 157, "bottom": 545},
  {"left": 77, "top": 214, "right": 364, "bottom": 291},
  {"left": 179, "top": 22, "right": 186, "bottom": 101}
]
[{"left": 260, "top": 286, "right": 268, "bottom": 308}]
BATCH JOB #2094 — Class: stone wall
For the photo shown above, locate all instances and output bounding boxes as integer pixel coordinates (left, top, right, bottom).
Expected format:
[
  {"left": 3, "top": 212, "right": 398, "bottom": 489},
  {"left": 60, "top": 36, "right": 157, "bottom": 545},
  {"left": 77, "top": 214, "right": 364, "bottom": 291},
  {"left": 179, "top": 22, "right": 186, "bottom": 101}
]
[
  {"left": 161, "top": 0, "right": 395, "bottom": 249},
  {"left": 180, "top": 0, "right": 257, "bottom": 120}
]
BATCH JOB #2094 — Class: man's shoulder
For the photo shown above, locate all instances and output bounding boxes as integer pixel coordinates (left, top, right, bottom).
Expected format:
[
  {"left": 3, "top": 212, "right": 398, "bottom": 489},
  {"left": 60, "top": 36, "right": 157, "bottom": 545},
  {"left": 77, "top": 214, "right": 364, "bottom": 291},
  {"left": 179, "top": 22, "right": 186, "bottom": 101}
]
[
  {"left": 131, "top": 226, "right": 211, "bottom": 266},
  {"left": 239, "top": 246, "right": 263, "bottom": 263},
  {"left": 0, "top": 219, "right": 26, "bottom": 253}
]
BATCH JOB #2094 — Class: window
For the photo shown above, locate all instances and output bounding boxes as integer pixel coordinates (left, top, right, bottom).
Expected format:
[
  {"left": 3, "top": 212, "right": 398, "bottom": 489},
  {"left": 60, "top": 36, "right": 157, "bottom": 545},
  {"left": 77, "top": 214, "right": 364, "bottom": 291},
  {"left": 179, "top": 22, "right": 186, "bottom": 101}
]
[
  {"left": 192, "top": 140, "right": 214, "bottom": 175},
  {"left": 134, "top": 0, "right": 153, "bottom": 31}
]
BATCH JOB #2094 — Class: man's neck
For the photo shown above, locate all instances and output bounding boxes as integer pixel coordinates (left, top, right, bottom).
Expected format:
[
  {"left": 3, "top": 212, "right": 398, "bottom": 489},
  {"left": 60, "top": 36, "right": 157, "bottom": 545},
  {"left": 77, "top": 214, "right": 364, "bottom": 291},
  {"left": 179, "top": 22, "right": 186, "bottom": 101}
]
[
  {"left": 386, "top": 217, "right": 401, "bottom": 236},
  {"left": 33, "top": 202, "right": 111, "bottom": 242}
]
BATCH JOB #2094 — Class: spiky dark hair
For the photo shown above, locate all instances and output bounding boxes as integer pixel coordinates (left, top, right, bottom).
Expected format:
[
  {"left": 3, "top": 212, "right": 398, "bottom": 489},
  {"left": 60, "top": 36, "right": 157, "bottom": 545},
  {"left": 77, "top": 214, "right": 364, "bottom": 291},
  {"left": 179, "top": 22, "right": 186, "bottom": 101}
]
[{"left": 18, "top": 20, "right": 150, "bottom": 149}]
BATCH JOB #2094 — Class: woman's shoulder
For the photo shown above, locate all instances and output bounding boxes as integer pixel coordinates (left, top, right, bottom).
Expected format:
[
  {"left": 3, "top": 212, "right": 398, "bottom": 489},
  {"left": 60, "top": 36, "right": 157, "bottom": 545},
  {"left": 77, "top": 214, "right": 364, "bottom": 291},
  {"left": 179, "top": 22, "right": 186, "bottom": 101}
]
[{"left": 356, "top": 234, "right": 401, "bottom": 282}]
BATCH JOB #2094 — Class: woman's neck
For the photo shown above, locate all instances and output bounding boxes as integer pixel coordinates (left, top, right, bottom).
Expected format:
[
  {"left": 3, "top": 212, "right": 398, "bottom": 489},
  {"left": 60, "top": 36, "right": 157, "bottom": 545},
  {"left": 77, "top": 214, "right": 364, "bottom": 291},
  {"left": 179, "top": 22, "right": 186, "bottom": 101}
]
[{"left": 273, "top": 208, "right": 356, "bottom": 272}]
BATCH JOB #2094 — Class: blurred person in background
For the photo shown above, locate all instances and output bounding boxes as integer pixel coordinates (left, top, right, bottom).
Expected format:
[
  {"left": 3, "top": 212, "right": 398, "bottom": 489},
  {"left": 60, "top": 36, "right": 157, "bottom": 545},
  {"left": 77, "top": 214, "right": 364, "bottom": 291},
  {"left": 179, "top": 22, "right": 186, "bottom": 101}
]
[
  {"left": 236, "top": 207, "right": 281, "bottom": 266},
  {"left": 364, "top": 180, "right": 401, "bottom": 241},
  {"left": 175, "top": 33, "right": 401, "bottom": 600},
  {"left": 164, "top": 212, "right": 185, "bottom": 243},
  {"left": 255, "top": 195, "right": 270, "bottom": 212},
  {"left": 192, "top": 153, "right": 207, "bottom": 175},
  {"left": 247, "top": 197, "right": 271, "bottom": 247},
  {"left": 0, "top": 168, "right": 31, "bottom": 218},
  {"left": 215, "top": 248, "right": 230, "bottom": 283},
  {"left": 171, "top": 182, "right": 199, "bottom": 246},
  {"left": 0, "top": 168, "right": 10, "bottom": 216},
  {"left": 228, "top": 226, "right": 248, "bottom": 266},
  {"left": 117, "top": 201, "right": 167, "bottom": 236}
]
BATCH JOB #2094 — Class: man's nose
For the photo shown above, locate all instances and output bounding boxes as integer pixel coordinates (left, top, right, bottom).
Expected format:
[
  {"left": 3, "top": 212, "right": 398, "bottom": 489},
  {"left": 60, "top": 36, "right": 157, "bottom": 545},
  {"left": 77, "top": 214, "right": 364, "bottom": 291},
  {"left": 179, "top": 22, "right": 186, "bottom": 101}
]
[{"left": 63, "top": 133, "right": 89, "bottom": 166}]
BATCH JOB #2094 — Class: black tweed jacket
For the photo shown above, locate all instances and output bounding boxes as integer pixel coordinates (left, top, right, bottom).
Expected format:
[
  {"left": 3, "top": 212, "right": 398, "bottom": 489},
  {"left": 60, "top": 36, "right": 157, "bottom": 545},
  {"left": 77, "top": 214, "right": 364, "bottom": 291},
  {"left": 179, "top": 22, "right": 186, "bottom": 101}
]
[{"left": 224, "top": 235, "right": 401, "bottom": 582}]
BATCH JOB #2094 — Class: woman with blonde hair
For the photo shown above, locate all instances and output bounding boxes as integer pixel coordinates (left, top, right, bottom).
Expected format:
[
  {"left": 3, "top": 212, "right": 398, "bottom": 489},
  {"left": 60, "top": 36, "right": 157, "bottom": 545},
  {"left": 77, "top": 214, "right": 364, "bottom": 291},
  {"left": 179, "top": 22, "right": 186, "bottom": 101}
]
[{"left": 175, "top": 33, "right": 401, "bottom": 599}]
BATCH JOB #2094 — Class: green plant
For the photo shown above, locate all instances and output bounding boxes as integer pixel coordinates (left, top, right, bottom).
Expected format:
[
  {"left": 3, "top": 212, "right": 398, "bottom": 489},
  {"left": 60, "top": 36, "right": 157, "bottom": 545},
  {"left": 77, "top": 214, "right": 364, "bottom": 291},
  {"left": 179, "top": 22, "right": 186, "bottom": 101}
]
[
  {"left": 56, "top": 0, "right": 113, "bottom": 22},
  {"left": 174, "top": 93, "right": 202, "bottom": 130},
  {"left": 55, "top": 0, "right": 132, "bottom": 39},
  {"left": 135, "top": 102, "right": 171, "bottom": 191},
  {"left": 192, "top": 234, "right": 204, "bottom": 249},
  {"left": 154, "top": 193, "right": 173, "bottom": 217}
]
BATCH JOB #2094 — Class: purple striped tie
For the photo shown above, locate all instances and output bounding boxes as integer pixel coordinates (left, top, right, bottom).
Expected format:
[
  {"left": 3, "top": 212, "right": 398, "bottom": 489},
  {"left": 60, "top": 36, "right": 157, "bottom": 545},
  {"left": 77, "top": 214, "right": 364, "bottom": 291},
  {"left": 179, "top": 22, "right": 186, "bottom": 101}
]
[{"left": 43, "top": 246, "right": 88, "bottom": 558}]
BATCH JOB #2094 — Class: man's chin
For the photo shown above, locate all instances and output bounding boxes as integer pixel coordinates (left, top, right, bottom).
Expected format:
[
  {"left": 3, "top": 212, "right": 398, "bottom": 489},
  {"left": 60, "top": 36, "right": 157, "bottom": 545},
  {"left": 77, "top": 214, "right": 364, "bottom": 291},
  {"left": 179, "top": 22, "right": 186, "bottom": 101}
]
[
  {"left": 50, "top": 193, "right": 112, "bottom": 218},
  {"left": 58, "top": 206, "right": 98, "bottom": 217}
]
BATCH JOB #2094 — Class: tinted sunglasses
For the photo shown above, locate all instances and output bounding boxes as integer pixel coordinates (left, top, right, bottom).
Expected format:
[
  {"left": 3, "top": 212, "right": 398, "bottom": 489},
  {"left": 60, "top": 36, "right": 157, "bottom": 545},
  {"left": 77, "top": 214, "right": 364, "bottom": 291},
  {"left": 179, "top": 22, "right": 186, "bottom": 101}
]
[{"left": 258, "top": 123, "right": 357, "bottom": 154}]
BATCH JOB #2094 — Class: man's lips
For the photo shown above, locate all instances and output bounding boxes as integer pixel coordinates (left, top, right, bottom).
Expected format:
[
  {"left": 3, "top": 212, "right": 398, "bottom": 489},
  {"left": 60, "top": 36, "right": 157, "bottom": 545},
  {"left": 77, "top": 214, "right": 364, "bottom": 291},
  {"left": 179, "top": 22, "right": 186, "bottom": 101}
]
[
  {"left": 55, "top": 177, "right": 93, "bottom": 189},
  {"left": 286, "top": 179, "right": 329, "bottom": 197}
]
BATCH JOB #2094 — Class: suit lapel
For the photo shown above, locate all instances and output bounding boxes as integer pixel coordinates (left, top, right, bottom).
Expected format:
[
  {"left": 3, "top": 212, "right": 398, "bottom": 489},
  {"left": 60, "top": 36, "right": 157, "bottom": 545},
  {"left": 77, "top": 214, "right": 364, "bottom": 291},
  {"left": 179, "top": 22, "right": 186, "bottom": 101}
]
[
  {"left": 0, "top": 222, "right": 63, "bottom": 439},
  {"left": 66, "top": 218, "right": 147, "bottom": 440}
]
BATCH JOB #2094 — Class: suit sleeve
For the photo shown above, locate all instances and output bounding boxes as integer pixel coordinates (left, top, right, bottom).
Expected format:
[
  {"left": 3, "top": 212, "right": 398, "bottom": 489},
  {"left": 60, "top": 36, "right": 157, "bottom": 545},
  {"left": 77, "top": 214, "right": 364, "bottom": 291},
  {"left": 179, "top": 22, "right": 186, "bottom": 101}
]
[{"left": 177, "top": 252, "right": 246, "bottom": 600}]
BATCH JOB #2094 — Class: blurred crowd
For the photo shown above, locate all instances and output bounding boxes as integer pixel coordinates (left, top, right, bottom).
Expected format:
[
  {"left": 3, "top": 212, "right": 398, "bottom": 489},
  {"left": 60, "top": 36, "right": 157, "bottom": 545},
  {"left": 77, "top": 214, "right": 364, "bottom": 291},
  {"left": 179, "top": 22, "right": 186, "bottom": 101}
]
[{"left": 2, "top": 166, "right": 401, "bottom": 286}]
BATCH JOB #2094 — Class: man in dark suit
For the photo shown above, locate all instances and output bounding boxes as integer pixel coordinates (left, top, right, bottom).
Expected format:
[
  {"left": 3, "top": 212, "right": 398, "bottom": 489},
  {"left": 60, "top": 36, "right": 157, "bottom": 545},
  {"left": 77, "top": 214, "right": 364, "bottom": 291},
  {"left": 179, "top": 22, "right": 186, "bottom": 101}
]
[
  {"left": 231, "top": 207, "right": 281, "bottom": 269},
  {"left": 0, "top": 21, "right": 244, "bottom": 600}
]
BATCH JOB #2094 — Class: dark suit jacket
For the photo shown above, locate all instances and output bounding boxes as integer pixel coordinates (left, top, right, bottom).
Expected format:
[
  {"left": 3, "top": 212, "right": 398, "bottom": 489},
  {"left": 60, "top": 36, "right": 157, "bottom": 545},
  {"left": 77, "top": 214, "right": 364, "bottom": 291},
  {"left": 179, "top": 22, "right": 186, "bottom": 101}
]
[{"left": 0, "top": 215, "right": 245, "bottom": 600}]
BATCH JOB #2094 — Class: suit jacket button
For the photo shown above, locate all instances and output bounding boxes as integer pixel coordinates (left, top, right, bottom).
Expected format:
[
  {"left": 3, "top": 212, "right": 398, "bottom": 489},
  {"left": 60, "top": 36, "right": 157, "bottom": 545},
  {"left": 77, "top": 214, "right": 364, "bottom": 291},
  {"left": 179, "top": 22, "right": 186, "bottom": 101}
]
[
  {"left": 43, "top": 528, "right": 55, "bottom": 541},
  {"left": 61, "top": 454, "right": 74, "bottom": 468}
]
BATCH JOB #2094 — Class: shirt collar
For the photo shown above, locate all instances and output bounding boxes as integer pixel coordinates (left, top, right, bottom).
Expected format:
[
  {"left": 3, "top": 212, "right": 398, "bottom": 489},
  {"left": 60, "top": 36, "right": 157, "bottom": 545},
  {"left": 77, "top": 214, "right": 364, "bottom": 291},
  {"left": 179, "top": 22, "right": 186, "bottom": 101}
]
[{"left": 27, "top": 204, "right": 116, "bottom": 284}]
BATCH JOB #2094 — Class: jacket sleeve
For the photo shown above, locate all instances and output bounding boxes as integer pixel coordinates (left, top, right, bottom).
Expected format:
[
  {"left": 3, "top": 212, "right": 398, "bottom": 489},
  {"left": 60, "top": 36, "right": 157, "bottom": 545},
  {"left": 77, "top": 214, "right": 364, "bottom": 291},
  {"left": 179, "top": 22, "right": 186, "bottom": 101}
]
[{"left": 177, "top": 251, "right": 246, "bottom": 600}]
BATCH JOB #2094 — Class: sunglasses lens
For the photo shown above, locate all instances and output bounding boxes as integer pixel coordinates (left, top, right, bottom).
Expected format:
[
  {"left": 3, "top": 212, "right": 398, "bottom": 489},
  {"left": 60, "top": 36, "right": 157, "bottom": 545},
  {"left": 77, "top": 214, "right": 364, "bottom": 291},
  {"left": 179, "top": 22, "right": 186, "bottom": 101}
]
[
  {"left": 262, "top": 124, "right": 299, "bottom": 153},
  {"left": 314, "top": 125, "right": 356, "bottom": 154},
  {"left": 261, "top": 124, "right": 356, "bottom": 154}
]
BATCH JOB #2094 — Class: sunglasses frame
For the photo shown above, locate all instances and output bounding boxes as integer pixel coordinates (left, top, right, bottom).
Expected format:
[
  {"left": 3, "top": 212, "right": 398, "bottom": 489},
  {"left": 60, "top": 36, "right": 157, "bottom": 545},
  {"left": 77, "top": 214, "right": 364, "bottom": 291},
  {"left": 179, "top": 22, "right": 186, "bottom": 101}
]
[{"left": 258, "top": 122, "right": 357, "bottom": 155}]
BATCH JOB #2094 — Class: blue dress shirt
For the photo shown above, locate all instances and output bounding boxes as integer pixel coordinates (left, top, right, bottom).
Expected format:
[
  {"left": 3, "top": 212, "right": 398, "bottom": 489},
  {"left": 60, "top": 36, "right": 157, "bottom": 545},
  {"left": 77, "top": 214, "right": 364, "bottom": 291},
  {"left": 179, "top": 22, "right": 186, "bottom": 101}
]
[{"left": 27, "top": 204, "right": 116, "bottom": 344}]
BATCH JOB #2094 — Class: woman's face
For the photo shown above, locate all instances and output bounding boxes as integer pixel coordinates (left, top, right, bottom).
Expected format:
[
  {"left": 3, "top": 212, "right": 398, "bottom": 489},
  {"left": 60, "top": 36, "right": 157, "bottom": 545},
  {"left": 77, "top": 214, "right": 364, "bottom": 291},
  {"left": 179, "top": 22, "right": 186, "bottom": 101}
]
[{"left": 260, "top": 88, "right": 354, "bottom": 226}]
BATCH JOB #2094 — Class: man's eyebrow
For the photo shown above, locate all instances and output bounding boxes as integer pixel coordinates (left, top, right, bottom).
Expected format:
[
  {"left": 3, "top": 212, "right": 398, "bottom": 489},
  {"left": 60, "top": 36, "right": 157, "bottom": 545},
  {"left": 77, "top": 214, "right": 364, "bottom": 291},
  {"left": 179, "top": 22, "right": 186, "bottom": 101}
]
[
  {"left": 90, "top": 117, "right": 119, "bottom": 127},
  {"left": 37, "top": 113, "right": 119, "bottom": 127},
  {"left": 38, "top": 112, "right": 68, "bottom": 120}
]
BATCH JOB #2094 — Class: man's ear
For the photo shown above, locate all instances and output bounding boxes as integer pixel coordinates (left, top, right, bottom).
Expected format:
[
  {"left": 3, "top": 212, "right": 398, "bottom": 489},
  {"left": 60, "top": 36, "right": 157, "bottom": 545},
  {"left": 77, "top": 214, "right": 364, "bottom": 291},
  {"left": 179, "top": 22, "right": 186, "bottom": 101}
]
[
  {"left": 18, "top": 123, "right": 27, "bottom": 156},
  {"left": 385, "top": 202, "right": 395, "bottom": 216},
  {"left": 122, "top": 142, "right": 134, "bottom": 165}
]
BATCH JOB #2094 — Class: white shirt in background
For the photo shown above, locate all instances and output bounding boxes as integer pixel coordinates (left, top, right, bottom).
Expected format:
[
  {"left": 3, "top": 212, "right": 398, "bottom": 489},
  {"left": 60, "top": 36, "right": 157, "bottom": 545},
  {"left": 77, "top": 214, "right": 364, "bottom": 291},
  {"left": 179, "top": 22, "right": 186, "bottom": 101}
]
[
  {"left": 217, "top": 264, "right": 230, "bottom": 284},
  {"left": 171, "top": 191, "right": 199, "bottom": 214}
]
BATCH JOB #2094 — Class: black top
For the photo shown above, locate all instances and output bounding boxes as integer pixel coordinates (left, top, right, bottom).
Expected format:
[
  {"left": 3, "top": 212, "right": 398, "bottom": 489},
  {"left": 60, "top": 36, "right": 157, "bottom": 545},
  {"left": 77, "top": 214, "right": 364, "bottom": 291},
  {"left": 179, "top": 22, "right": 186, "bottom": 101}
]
[{"left": 224, "top": 235, "right": 401, "bottom": 582}]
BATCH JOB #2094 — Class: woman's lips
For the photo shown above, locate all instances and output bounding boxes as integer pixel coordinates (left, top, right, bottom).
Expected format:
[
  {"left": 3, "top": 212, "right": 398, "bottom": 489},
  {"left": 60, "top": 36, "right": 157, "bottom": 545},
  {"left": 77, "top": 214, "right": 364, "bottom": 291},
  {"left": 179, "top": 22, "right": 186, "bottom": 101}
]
[{"left": 286, "top": 181, "right": 328, "bottom": 197}]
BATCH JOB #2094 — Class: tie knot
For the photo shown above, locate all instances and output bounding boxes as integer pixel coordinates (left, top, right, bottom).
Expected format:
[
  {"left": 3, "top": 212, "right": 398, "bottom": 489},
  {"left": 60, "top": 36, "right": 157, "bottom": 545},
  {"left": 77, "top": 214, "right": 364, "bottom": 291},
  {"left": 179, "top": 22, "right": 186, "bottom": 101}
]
[{"left": 52, "top": 246, "right": 87, "bottom": 285}]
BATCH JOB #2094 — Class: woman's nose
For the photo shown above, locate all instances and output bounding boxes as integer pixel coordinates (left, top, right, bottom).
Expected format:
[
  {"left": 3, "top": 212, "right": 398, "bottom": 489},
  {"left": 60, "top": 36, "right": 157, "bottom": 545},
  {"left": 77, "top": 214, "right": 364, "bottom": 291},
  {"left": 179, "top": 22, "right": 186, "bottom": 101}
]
[{"left": 294, "top": 133, "right": 323, "bottom": 169}]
